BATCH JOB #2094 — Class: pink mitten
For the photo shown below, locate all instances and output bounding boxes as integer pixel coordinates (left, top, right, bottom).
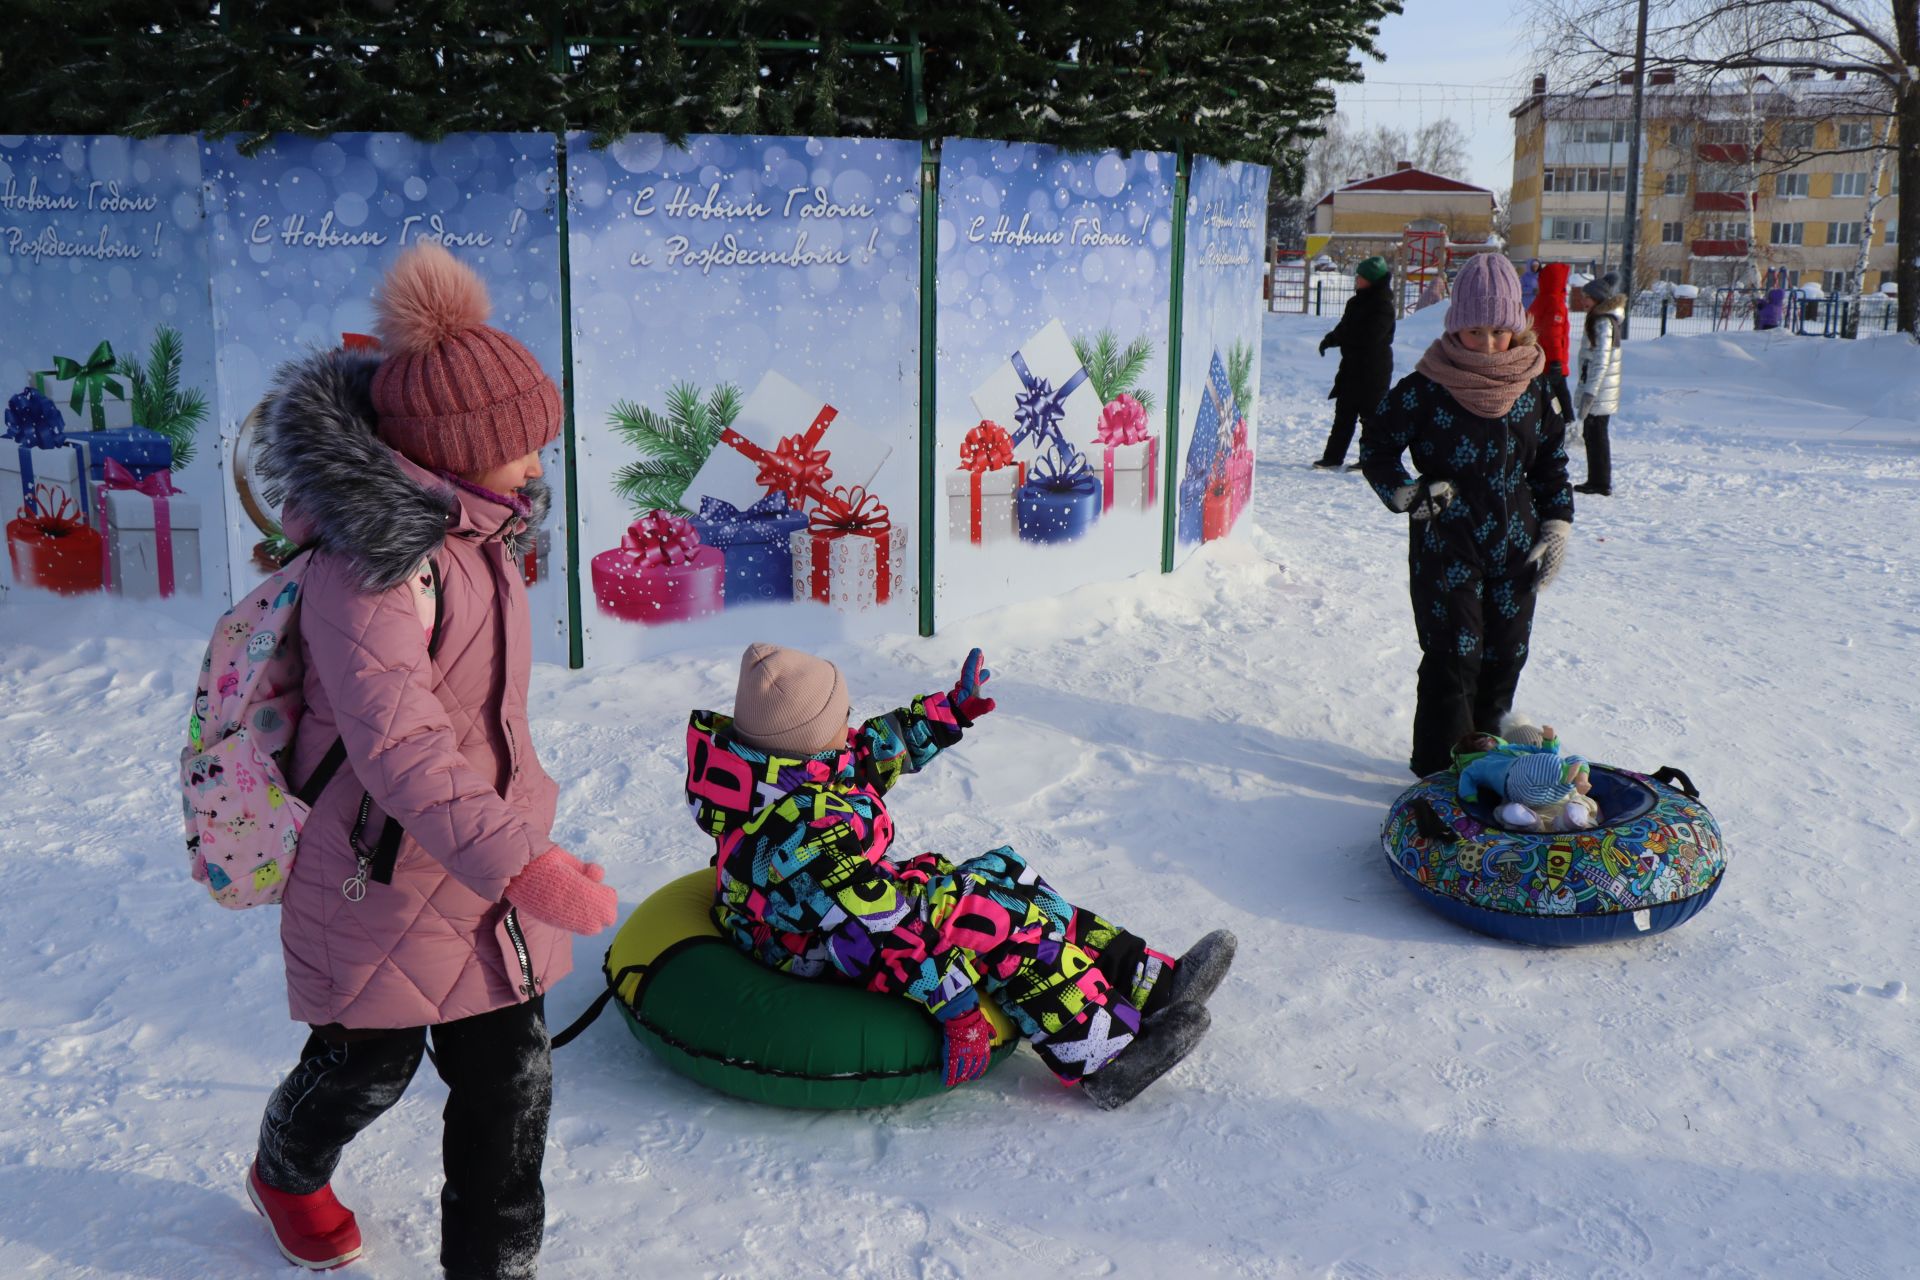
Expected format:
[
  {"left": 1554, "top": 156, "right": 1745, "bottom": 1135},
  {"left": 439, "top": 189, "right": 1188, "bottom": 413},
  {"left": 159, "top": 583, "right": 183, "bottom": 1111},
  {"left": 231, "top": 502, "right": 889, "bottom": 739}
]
[
  {"left": 545, "top": 844, "right": 607, "bottom": 883},
  {"left": 505, "top": 848, "right": 618, "bottom": 935},
  {"left": 942, "top": 1008, "right": 994, "bottom": 1087}
]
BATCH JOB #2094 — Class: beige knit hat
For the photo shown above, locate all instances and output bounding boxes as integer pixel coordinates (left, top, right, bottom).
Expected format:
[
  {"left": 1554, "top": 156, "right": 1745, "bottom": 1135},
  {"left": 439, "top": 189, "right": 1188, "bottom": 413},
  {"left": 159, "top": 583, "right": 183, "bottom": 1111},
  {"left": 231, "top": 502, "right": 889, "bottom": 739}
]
[{"left": 731, "top": 643, "right": 850, "bottom": 756}]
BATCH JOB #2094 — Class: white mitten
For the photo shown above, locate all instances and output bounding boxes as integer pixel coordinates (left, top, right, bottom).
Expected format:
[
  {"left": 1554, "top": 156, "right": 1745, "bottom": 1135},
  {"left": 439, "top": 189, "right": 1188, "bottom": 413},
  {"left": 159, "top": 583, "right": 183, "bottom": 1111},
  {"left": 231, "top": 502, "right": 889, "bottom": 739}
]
[
  {"left": 1392, "top": 479, "right": 1455, "bottom": 520},
  {"left": 1527, "top": 519, "right": 1572, "bottom": 590}
]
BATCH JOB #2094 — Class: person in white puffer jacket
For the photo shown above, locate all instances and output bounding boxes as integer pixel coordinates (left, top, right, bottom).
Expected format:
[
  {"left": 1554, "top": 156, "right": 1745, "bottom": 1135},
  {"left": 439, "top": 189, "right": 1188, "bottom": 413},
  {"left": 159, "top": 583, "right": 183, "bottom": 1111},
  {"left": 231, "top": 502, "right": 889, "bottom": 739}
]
[{"left": 1574, "top": 272, "right": 1626, "bottom": 495}]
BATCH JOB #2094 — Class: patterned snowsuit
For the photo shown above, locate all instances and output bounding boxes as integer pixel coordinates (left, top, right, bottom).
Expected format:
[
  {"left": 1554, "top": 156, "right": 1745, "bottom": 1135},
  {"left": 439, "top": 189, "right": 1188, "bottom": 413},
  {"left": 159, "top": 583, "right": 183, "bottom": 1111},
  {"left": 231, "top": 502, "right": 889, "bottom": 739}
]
[
  {"left": 1360, "top": 368, "right": 1574, "bottom": 775},
  {"left": 685, "top": 697, "right": 1157, "bottom": 1082}
]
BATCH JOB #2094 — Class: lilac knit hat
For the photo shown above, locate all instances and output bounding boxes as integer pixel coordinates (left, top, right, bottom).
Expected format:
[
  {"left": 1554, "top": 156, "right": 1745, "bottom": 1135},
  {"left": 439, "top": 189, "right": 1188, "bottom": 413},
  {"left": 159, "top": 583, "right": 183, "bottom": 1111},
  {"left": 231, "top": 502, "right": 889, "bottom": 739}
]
[{"left": 1446, "top": 254, "right": 1527, "bottom": 334}]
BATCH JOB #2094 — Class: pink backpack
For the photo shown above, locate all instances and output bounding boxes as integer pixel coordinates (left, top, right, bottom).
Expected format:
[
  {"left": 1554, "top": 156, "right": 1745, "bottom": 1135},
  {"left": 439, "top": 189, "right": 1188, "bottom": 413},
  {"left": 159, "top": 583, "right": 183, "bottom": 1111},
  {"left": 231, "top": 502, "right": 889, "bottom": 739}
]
[{"left": 180, "top": 551, "right": 438, "bottom": 908}]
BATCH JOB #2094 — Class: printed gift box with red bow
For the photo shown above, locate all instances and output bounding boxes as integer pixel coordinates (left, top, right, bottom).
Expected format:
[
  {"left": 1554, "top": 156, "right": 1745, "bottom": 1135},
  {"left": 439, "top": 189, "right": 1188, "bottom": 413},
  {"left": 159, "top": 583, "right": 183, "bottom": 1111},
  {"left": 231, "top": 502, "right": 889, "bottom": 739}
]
[
  {"left": 1090, "top": 394, "right": 1160, "bottom": 515},
  {"left": 681, "top": 371, "right": 892, "bottom": 515},
  {"left": 790, "top": 487, "right": 906, "bottom": 613},
  {"left": 969, "top": 319, "right": 1101, "bottom": 463},
  {"left": 94, "top": 458, "right": 202, "bottom": 598},
  {"left": 591, "top": 511, "right": 725, "bottom": 625},
  {"left": 945, "top": 420, "right": 1027, "bottom": 545},
  {"left": 7, "top": 484, "right": 104, "bottom": 595},
  {"left": 1226, "top": 416, "right": 1254, "bottom": 525},
  {"left": 3, "top": 385, "right": 171, "bottom": 526}
]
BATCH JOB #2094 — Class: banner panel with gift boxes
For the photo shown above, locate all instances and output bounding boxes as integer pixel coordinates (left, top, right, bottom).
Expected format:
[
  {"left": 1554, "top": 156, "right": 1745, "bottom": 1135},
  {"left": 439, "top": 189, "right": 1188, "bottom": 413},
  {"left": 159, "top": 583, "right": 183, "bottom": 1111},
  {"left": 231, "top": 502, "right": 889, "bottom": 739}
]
[
  {"left": 6, "top": 130, "right": 1266, "bottom": 666},
  {"left": 1173, "top": 157, "right": 1271, "bottom": 562},
  {"left": 564, "top": 133, "right": 922, "bottom": 662},
  {"left": 201, "top": 132, "right": 573, "bottom": 663},
  {"left": 1, "top": 136, "right": 225, "bottom": 605},
  {"left": 933, "top": 141, "right": 1175, "bottom": 628}
]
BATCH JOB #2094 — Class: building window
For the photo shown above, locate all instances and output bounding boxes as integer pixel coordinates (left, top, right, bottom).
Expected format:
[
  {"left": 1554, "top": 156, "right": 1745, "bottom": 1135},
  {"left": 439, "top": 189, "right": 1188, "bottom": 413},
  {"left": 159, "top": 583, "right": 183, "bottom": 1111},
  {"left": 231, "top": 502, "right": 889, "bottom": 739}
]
[
  {"left": 1702, "top": 220, "right": 1748, "bottom": 241},
  {"left": 1668, "top": 123, "right": 1694, "bottom": 146},
  {"left": 1776, "top": 173, "right": 1810, "bottom": 198},
  {"left": 1769, "top": 222, "right": 1804, "bottom": 245},
  {"left": 1543, "top": 168, "right": 1627, "bottom": 194},
  {"left": 1658, "top": 268, "right": 1685, "bottom": 284},
  {"left": 1778, "top": 122, "right": 1815, "bottom": 150},
  {"left": 1698, "top": 165, "right": 1747, "bottom": 193},
  {"left": 1835, "top": 122, "right": 1874, "bottom": 148},
  {"left": 1664, "top": 171, "right": 1688, "bottom": 196},
  {"left": 1703, "top": 122, "right": 1749, "bottom": 144},
  {"left": 1832, "top": 172, "right": 1869, "bottom": 197},
  {"left": 1887, "top": 221, "right": 1900, "bottom": 245},
  {"left": 1548, "top": 218, "right": 1598, "bottom": 242},
  {"left": 1827, "top": 221, "right": 1864, "bottom": 245},
  {"left": 1661, "top": 221, "right": 1684, "bottom": 244},
  {"left": 1822, "top": 270, "right": 1850, "bottom": 294}
]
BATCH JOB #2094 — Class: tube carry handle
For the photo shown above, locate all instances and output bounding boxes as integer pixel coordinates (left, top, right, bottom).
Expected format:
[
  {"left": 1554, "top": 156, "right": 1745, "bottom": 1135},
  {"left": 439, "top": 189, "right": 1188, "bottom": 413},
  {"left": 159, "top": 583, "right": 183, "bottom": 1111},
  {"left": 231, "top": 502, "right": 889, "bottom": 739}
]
[
  {"left": 551, "top": 963, "right": 648, "bottom": 1050},
  {"left": 1411, "top": 797, "right": 1460, "bottom": 843},
  {"left": 1651, "top": 766, "right": 1700, "bottom": 799}
]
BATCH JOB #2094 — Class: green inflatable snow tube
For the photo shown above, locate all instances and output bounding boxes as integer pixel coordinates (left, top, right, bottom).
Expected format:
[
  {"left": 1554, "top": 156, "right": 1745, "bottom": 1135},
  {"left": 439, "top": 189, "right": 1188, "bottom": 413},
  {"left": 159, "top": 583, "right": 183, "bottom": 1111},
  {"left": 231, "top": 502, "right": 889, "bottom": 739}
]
[{"left": 603, "top": 870, "right": 1018, "bottom": 1110}]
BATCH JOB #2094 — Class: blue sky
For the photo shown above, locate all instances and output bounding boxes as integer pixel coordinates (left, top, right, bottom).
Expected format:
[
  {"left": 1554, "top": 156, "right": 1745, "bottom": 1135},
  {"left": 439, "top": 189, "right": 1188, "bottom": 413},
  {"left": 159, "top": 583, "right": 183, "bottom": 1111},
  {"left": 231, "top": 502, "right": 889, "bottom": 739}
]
[{"left": 1335, "top": 3, "right": 1537, "bottom": 193}]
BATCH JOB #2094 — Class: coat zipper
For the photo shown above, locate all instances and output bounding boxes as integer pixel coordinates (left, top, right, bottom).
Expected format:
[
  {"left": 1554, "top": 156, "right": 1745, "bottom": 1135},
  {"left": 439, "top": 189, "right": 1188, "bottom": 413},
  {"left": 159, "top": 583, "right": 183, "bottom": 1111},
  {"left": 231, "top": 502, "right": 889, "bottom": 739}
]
[
  {"left": 341, "top": 794, "right": 375, "bottom": 901},
  {"left": 503, "top": 905, "right": 537, "bottom": 996}
]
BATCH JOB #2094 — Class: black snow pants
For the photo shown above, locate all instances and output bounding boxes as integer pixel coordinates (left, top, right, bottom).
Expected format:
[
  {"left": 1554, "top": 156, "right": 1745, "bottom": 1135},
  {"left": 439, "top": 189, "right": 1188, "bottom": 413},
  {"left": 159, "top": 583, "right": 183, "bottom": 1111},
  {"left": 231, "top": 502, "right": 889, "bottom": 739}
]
[
  {"left": 1408, "top": 568, "right": 1539, "bottom": 777},
  {"left": 1582, "top": 415, "right": 1612, "bottom": 491},
  {"left": 255, "top": 998, "right": 552, "bottom": 1280}
]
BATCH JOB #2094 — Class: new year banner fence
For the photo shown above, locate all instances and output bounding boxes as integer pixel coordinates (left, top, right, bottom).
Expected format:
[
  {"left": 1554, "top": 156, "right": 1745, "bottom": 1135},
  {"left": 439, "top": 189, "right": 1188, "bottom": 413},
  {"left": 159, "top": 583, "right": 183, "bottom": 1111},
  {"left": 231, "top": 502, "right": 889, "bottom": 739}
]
[
  {"left": 202, "top": 132, "right": 572, "bottom": 662},
  {"left": 933, "top": 141, "right": 1175, "bottom": 627},
  {"left": 5, "top": 129, "right": 1266, "bottom": 668},
  {"left": 1, "top": 136, "right": 224, "bottom": 605},
  {"left": 1174, "top": 158, "right": 1270, "bottom": 561},
  {"left": 565, "top": 133, "right": 922, "bottom": 663}
]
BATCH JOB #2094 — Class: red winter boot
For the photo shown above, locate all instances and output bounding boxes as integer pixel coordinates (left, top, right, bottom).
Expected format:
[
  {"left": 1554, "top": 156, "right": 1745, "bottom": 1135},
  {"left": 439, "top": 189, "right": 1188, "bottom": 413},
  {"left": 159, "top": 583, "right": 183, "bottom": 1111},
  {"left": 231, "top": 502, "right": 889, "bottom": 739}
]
[{"left": 247, "top": 1162, "right": 364, "bottom": 1271}]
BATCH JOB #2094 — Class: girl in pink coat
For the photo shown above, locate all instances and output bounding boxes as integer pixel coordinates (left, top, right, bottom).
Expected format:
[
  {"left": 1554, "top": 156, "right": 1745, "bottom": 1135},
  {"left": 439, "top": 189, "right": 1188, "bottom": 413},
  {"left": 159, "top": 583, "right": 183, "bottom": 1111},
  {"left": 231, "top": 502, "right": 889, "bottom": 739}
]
[{"left": 243, "top": 244, "right": 617, "bottom": 1277}]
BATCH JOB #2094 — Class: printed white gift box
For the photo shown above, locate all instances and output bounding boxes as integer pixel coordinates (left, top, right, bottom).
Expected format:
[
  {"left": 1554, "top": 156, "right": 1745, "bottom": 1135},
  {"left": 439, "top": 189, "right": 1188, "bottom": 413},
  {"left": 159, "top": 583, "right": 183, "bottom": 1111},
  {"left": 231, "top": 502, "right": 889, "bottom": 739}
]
[
  {"left": 944, "top": 464, "right": 1026, "bottom": 545},
  {"left": 682, "top": 371, "right": 892, "bottom": 512},
  {"left": 97, "top": 482, "right": 202, "bottom": 598},
  {"left": 968, "top": 318, "right": 1103, "bottom": 457}
]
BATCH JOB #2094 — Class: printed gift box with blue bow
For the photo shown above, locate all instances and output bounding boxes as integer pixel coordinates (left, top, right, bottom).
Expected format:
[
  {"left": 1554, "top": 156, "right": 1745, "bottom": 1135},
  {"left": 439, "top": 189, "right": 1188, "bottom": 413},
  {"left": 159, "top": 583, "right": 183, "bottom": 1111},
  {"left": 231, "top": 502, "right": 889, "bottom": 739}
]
[
  {"left": 968, "top": 319, "right": 1102, "bottom": 465},
  {"left": 3, "top": 369, "right": 171, "bottom": 524},
  {"left": 690, "top": 492, "right": 809, "bottom": 605},
  {"left": 1178, "top": 351, "right": 1237, "bottom": 544},
  {"left": 1015, "top": 446, "right": 1103, "bottom": 544},
  {"left": 681, "top": 371, "right": 892, "bottom": 515}
]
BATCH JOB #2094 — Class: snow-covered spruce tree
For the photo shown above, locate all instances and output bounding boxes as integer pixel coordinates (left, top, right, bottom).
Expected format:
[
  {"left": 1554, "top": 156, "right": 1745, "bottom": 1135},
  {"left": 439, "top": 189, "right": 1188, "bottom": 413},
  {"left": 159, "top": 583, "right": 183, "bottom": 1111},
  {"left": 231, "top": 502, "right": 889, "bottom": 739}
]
[{"left": 1, "top": 1, "right": 1399, "bottom": 169}]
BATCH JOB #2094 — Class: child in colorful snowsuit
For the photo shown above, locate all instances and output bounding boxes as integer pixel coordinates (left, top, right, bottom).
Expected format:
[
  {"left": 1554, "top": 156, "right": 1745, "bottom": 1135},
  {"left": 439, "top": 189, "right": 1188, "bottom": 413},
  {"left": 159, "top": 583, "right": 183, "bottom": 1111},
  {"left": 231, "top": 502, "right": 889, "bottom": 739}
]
[
  {"left": 243, "top": 244, "right": 618, "bottom": 1277},
  {"left": 1360, "top": 253, "right": 1577, "bottom": 778},
  {"left": 687, "top": 642, "right": 1233, "bottom": 1109}
]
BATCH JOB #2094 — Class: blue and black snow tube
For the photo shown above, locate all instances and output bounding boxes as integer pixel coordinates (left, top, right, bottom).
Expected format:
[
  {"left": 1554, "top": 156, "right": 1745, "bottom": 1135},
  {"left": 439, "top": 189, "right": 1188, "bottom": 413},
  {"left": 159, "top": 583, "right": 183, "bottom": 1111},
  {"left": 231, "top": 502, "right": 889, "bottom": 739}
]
[{"left": 1382, "top": 765, "right": 1727, "bottom": 946}]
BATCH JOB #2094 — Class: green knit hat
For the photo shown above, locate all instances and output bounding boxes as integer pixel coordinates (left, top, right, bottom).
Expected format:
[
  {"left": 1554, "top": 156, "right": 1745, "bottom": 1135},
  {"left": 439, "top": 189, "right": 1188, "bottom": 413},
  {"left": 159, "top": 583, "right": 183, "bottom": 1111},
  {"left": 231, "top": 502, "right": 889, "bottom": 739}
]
[{"left": 1356, "top": 256, "right": 1391, "bottom": 283}]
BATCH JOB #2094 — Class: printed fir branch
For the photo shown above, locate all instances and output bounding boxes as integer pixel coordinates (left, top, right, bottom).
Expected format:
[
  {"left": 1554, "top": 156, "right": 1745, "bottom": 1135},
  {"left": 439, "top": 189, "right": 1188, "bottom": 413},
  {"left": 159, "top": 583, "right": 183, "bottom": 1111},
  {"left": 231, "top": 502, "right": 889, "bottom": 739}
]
[
  {"left": 117, "top": 326, "right": 210, "bottom": 471},
  {"left": 1227, "top": 341, "right": 1256, "bottom": 419},
  {"left": 609, "top": 381, "right": 740, "bottom": 516},
  {"left": 1072, "top": 329, "right": 1156, "bottom": 416}
]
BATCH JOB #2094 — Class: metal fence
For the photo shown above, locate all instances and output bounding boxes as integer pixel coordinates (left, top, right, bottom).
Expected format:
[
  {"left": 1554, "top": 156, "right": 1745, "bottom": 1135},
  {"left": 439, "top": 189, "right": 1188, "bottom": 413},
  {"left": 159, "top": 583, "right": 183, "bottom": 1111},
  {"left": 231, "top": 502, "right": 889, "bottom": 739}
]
[
  {"left": 1632, "top": 289, "right": 1899, "bottom": 339},
  {"left": 1273, "top": 274, "right": 1424, "bottom": 319}
]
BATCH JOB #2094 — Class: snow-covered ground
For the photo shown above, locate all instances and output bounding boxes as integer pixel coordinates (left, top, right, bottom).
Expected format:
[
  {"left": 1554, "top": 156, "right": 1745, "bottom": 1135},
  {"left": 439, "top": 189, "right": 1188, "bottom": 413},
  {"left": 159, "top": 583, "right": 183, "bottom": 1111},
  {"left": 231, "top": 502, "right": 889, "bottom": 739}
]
[{"left": 3, "top": 312, "right": 1916, "bottom": 1279}]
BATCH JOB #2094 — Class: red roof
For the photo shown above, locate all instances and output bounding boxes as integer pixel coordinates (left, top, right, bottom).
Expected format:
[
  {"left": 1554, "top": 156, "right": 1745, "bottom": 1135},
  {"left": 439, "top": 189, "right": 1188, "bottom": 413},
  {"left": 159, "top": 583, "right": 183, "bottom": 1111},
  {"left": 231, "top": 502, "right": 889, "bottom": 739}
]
[{"left": 1316, "top": 168, "right": 1495, "bottom": 207}]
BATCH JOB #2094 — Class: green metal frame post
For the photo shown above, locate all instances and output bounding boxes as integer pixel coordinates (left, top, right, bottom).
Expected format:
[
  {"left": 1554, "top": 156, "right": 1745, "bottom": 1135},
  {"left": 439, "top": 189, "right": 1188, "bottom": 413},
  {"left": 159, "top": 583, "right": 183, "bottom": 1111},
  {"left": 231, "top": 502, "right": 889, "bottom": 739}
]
[
  {"left": 1160, "top": 146, "right": 1191, "bottom": 574},
  {"left": 910, "top": 33, "right": 938, "bottom": 636},
  {"left": 550, "top": 22, "right": 586, "bottom": 667}
]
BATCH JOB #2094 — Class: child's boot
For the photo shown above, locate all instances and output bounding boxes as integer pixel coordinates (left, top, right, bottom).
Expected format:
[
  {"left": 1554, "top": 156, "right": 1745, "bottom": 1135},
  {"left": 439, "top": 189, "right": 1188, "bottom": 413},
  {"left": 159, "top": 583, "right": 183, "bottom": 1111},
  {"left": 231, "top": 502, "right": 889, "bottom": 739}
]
[
  {"left": 247, "top": 1161, "right": 364, "bottom": 1271},
  {"left": 1146, "top": 930, "right": 1237, "bottom": 1023},
  {"left": 1080, "top": 1002, "right": 1211, "bottom": 1110}
]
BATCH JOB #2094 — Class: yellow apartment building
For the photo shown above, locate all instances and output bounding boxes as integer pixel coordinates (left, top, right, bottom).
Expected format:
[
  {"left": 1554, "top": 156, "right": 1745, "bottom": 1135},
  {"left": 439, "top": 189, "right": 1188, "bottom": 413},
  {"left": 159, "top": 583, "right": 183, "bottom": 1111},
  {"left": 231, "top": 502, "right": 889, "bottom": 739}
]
[{"left": 1509, "top": 70, "right": 1899, "bottom": 292}]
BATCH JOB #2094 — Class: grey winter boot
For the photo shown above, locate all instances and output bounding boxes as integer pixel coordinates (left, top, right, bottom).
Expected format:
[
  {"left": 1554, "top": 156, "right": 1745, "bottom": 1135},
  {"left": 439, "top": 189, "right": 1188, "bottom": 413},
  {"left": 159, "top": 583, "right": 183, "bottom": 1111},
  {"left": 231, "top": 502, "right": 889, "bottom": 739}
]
[
  {"left": 1147, "top": 930, "right": 1237, "bottom": 1024},
  {"left": 1080, "top": 1003, "right": 1211, "bottom": 1110}
]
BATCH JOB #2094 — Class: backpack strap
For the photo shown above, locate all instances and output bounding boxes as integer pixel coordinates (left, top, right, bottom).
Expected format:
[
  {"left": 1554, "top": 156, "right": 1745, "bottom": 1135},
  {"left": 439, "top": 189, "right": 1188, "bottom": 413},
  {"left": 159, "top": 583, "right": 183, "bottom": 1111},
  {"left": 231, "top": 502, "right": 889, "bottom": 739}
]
[{"left": 296, "top": 739, "right": 349, "bottom": 807}]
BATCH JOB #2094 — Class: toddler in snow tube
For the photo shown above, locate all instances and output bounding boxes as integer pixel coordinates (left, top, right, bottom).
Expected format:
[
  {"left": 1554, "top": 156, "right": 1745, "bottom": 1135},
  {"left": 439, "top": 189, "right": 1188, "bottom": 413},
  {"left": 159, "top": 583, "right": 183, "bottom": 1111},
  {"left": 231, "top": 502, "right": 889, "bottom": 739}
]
[
  {"left": 657, "top": 643, "right": 1235, "bottom": 1109},
  {"left": 1381, "top": 718, "right": 1727, "bottom": 945}
]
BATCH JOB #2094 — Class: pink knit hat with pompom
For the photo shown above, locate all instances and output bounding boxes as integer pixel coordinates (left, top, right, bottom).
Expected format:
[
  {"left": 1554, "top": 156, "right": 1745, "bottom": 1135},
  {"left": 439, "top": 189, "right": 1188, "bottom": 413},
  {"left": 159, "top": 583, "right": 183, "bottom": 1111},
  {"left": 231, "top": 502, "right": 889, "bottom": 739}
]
[{"left": 369, "top": 242, "right": 563, "bottom": 475}]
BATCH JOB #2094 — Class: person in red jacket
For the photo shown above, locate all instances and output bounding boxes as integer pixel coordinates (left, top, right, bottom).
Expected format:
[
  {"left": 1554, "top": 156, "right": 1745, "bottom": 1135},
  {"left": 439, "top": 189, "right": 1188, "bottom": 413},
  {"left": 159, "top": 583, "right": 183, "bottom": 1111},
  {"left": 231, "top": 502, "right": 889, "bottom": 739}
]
[{"left": 1527, "top": 261, "right": 1575, "bottom": 423}]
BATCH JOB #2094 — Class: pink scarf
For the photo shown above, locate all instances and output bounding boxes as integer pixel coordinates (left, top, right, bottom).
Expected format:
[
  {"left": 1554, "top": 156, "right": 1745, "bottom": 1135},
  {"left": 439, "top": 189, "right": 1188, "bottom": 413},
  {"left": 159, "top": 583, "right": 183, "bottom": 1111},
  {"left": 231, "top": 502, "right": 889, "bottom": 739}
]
[{"left": 1415, "top": 334, "right": 1546, "bottom": 420}]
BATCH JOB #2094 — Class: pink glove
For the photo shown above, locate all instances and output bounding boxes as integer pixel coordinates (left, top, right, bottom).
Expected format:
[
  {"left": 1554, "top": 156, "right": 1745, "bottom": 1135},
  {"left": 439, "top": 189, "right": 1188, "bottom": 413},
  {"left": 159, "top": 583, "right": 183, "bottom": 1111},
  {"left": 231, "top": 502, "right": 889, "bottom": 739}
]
[
  {"left": 505, "top": 847, "right": 618, "bottom": 935},
  {"left": 949, "top": 647, "right": 996, "bottom": 722},
  {"left": 942, "top": 1008, "right": 994, "bottom": 1087}
]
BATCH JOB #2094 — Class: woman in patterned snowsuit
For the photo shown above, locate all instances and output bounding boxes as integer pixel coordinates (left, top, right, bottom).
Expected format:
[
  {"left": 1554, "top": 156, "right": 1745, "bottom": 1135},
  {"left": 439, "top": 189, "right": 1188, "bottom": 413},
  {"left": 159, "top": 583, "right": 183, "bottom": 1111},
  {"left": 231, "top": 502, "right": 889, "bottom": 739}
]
[
  {"left": 686, "top": 643, "right": 1232, "bottom": 1109},
  {"left": 1360, "top": 254, "right": 1577, "bottom": 778}
]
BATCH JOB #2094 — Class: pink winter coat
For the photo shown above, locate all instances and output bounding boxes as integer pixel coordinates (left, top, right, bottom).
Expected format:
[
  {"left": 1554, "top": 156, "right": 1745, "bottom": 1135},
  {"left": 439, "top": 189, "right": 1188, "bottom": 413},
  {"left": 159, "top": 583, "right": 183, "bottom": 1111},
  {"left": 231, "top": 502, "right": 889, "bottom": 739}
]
[{"left": 258, "top": 348, "right": 570, "bottom": 1028}]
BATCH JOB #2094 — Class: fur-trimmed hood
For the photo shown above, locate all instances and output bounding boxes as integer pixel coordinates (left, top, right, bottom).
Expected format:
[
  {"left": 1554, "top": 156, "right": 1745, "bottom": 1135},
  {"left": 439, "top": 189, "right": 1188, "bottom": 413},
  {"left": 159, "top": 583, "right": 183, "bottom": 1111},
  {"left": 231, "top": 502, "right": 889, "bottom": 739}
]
[{"left": 255, "top": 347, "right": 551, "bottom": 593}]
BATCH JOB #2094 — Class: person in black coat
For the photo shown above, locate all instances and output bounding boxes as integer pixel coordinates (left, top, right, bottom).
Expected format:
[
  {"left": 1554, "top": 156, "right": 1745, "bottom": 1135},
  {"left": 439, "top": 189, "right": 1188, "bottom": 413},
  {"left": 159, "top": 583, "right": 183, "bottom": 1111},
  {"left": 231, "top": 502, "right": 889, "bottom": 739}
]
[
  {"left": 1359, "top": 253, "right": 1576, "bottom": 778},
  {"left": 1316, "top": 256, "right": 1397, "bottom": 469}
]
